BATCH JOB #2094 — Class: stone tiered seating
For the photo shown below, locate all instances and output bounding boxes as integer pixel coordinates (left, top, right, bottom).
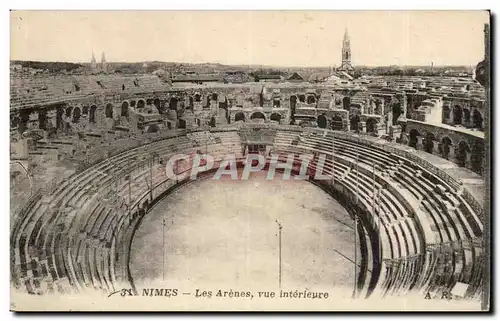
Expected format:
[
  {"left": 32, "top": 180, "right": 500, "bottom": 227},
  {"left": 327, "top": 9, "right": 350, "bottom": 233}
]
[
  {"left": 11, "top": 125, "right": 484, "bottom": 300},
  {"left": 273, "top": 127, "right": 484, "bottom": 298},
  {"left": 10, "top": 74, "right": 166, "bottom": 109},
  {"left": 302, "top": 136, "right": 422, "bottom": 295},
  {"left": 12, "top": 126, "right": 249, "bottom": 295}
]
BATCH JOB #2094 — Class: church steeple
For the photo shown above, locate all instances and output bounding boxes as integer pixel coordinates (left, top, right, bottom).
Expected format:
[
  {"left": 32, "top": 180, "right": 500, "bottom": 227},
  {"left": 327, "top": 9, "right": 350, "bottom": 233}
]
[
  {"left": 90, "top": 51, "right": 98, "bottom": 73},
  {"left": 338, "top": 28, "right": 354, "bottom": 73},
  {"left": 343, "top": 28, "right": 350, "bottom": 43},
  {"left": 101, "top": 51, "right": 108, "bottom": 73}
]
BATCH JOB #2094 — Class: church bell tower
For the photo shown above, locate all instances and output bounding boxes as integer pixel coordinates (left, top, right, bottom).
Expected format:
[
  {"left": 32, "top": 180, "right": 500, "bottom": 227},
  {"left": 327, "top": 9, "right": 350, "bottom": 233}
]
[{"left": 338, "top": 28, "right": 354, "bottom": 73}]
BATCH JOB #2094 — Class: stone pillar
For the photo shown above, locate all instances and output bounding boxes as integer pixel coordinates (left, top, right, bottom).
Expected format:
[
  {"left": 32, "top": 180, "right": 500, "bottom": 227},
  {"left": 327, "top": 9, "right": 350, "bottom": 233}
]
[
  {"left": 416, "top": 136, "right": 424, "bottom": 150},
  {"left": 389, "top": 125, "right": 402, "bottom": 141},
  {"left": 27, "top": 111, "right": 39, "bottom": 130},
  {"left": 376, "top": 123, "right": 386, "bottom": 137},
  {"left": 432, "top": 141, "right": 440, "bottom": 155},
  {"left": 465, "top": 152, "right": 472, "bottom": 170},
  {"left": 387, "top": 112, "right": 393, "bottom": 132},
  {"left": 448, "top": 146, "right": 456, "bottom": 162},
  {"left": 401, "top": 94, "right": 408, "bottom": 119},
  {"left": 96, "top": 106, "right": 104, "bottom": 127},
  {"left": 400, "top": 132, "right": 408, "bottom": 145},
  {"left": 211, "top": 100, "right": 218, "bottom": 113},
  {"left": 359, "top": 121, "right": 366, "bottom": 133},
  {"left": 342, "top": 119, "right": 350, "bottom": 131},
  {"left": 129, "top": 113, "right": 139, "bottom": 134},
  {"left": 47, "top": 110, "right": 57, "bottom": 129}
]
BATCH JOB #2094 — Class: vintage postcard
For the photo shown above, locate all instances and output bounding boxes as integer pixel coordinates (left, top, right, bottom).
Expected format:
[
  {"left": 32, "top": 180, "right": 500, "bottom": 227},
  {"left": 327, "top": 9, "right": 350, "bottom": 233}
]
[{"left": 9, "top": 10, "right": 490, "bottom": 311}]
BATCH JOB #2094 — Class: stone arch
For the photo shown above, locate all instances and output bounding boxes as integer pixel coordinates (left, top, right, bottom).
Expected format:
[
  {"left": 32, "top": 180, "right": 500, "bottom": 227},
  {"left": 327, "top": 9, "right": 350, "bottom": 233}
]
[
  {"left": 65, "top": 107, "right": 73, "bottom": 118},
  {"left": 456, "top": 141, "right": 470, "bottom": 167},
  {"left": 374, "top": 101, "right": 382, "bottom": 115},
  {"left": 306, "top": 95, "right": 316, "bottom": 105},
  {"left": 270, "top": 113, "right": 282, "bottom": 123},
  {"left": 289, "top": 95, "right": 297, "bottom": 121},
  {"left": 343, "top": 96, "right": 351, "bottom": 110},
  {"left": 470, "top": 141, "right": 484, "bottom": 174},
  {"left": 409, "top": 129, "right": 420, "bottom": 148},
  {"left": 72, "top": 107, "right": 81, "bottom": 123},
  {"left": 137, "top": 99, "right": 145, "bottom": 109},
  {"left": 250, "top": 112, "right": 266, "bottom": 121},
  {"left": 472, "top": 109, "right": 483, "bottom": 129},
  {"left": 203, "top": 95, "right": 210, "bottom": 108},
  {"left": 130, "top": 100, "right": 137, "bottom": 108},
  {"left": 443, "top": 105, "right": 451, "bottom": 122},
  {"left": 350, "top": 115, "right": 360, "bottom": 132},
  {"left": 105, "top": 103, "right": 114, "bottom": 118},
  {"left": 38, "top": 109, "right": 47, "bottom": 129},
  {"left": 17, "top": 111, "right": 29, "bottom": 134},
  {"left": 441, "top": 136, "right": 452, "bottom": 159},
  {"left": 234, "top": 112, "right": 245, "bottom": 122},
  {"left": 89, "top": 105, "right": 97, "bottom": 123},
  {"left": 169, "top": 97, "right": 178, "bottom": 110},
  {"left": 11, "top": 115, "right": 19, "bottom": 129},
  {"left": 153, "top": 98, "right": 161, "bottom": 109},
  {"left": 147, "top": 124, "right": 159, "bottom": 133},
  {"left": 219, "top": 97, "right": 228, "bottom": 110},
  {"left": 463, "top": 108, "right": 471, "bottom": 125},
  {"left": 317, "top": 114, "right": 327, "bottom": 129},
  {"left": 423, "top": 132, "right": 435, "bottom": 154},
  {"left": 56, "top": 108, "right": 64, "bottom": 129},
  {"left": 392, "top": 102, "right": 402, "bottom": 125},
  {"left": 121, "top": 101, "right": 129, "bottom": 117},
  {"left": 453, "top": 105, "right": 462, "bottom": 125},
  {"left": 331, "top": 116, "right": 343, "bottom": 130},
  {"left": 366, "top": 118, "right": 378, "bottom": 134},
  {"left": 218, "top": 104, "right": 229, "bottom": 124}
]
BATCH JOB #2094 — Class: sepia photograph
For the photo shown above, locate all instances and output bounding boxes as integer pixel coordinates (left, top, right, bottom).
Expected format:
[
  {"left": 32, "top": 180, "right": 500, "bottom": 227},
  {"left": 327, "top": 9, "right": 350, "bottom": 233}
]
[{"left": 8, "top": 10, "right": 491, "bottom": 312}]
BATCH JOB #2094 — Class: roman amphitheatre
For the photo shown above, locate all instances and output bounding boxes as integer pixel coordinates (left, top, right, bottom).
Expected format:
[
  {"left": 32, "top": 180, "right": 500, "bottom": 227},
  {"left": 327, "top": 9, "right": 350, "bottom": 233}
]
[{"left": 10, "top": 26, "right": 488, "bottom": 309}]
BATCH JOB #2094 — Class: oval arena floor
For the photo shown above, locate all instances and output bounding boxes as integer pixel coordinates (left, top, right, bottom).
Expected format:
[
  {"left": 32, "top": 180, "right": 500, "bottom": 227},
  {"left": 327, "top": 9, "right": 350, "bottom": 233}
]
[{"left": 130, "top": 171, "right": 357, "bottom": 293}]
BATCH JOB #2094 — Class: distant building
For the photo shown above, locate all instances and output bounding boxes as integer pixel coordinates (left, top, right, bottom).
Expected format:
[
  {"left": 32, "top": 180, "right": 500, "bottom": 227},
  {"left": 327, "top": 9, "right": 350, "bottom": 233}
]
[
  {"left": 90, "top": 51, "right": 109, "bottom": 74},
  {"left": 90, "top": 52, "right": 97, "bottom": 72},
  {"left": 337, "top": 28, "right": 354, "bottom": 73},
  {"left": 224, "top": 71, "right": 247, "bottom": 84},
  {"left": 287, "top": 72, "right": 304, "bottom": 82},
  {"left": 171, "top": 74, "right": 224, "bottom": 84},
  {"left": 253, "top": 74, "right": 283, "bottom": 82},
  {"left": 152, "top": 68, "right": 167, "bottom": 76},
  {"left": 101, "top": 52, "right": 108, "bottom": 74}
]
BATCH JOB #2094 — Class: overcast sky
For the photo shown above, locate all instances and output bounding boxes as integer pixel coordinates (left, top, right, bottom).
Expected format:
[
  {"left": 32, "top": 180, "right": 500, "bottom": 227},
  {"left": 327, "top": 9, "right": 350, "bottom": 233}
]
[{"left": 10, "top": 11, "right": 489, "bottom": 67}]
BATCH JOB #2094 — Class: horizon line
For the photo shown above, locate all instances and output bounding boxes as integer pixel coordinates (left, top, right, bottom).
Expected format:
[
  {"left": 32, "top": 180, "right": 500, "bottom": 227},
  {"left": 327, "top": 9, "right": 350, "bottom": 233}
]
[{"left": 10, "top": 59, "right": 476, "bottom": 69}]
